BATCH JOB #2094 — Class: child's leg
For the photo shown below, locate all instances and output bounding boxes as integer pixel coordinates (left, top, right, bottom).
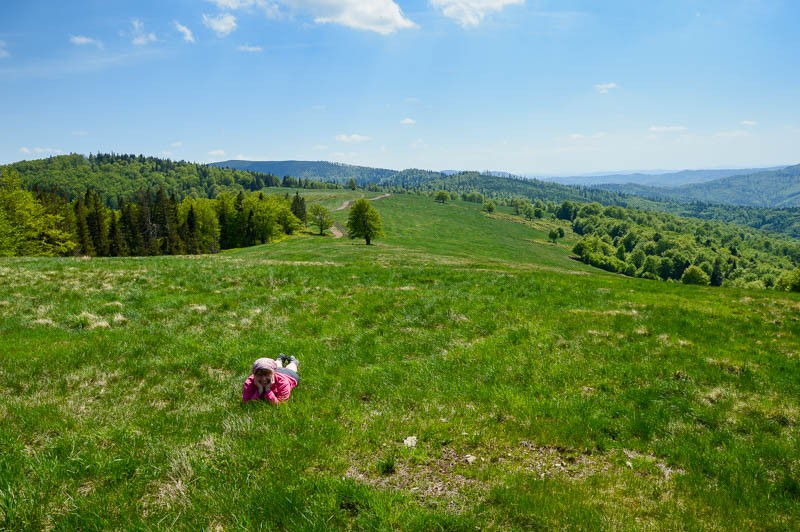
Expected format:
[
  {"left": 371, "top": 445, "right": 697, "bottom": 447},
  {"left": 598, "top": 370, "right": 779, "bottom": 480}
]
[{"left": 286, "top": 361, "right": 298, "bottom": 372}]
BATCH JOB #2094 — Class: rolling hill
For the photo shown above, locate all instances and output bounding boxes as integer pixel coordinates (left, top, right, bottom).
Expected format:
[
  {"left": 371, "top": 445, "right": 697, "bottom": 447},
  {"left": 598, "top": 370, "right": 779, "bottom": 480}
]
[
  {"left": 211, "top": 159, "right": 398, "bottom": 184},
  {"left": 544, "top": 166, "right": 784, "bottom": 187},
  {"left": 596, "top": 164, "right": 800, "bottom": 208}
]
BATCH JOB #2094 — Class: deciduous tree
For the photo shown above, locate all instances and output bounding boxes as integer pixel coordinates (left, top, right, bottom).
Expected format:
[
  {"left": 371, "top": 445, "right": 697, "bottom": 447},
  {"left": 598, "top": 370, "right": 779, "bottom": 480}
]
[{"left": 346, "top": 198, "right": 384, "bottom": 245}]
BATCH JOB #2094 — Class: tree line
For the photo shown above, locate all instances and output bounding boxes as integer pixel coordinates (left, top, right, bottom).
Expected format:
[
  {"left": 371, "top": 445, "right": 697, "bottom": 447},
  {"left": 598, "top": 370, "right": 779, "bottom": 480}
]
[
  {"left": 558, "top": 200, "right": 800, "bottom": 290},
  {"left": 1, "top": 167, "right": 316, "bottom": 257},
  {"left": 9, "top": 153, "right": 341, "bottom": 208}
]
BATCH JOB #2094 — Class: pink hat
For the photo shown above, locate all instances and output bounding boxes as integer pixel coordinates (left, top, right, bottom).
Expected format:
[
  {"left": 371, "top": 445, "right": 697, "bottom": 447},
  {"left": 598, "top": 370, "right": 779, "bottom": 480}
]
[{"left": 252, "top": 358, "right": 277, "bottom": 373}]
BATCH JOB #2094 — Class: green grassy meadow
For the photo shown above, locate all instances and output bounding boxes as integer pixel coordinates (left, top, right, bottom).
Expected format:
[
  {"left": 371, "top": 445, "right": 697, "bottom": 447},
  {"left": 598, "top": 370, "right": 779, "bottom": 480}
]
[{"left": 2, "top": 192, "right": 799, "bottom": 529}]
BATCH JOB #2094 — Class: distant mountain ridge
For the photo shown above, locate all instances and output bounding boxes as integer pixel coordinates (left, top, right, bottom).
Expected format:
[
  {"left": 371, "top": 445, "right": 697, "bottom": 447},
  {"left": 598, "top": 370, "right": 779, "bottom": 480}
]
[
  {"left": 595, "top": 164, "right": 800, "bottom": 208},
  {"left": 543, "top": 167, "right": 786, "bottom": 187}
]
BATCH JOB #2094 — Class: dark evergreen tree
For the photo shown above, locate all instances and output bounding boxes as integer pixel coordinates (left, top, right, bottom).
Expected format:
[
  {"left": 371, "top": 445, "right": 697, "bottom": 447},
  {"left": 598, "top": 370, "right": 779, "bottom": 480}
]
[
  {"left": 85, "top": 189, "right": 109, "bottom": 256},
  {"left": 290, "top": 192, "right": 307, "bottom": 226},
  {"left": 108, "top": 211, "right": 128, "bottom": 256},
  {"left": 73, "top": 198, "right": 95, "bottom": 256}
]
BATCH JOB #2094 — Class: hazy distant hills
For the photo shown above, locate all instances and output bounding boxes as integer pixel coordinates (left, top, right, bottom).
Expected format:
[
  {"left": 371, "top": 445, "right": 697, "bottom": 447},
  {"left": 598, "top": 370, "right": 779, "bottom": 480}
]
[
  {"left": 595, "top": 164, "right": 800, "bottom": 208},
  {"left": 543, "top": 167, "right": 785, "bottom": 187},
  {"left": 211, "top": 160, "right": 398, "bottom": 183}
]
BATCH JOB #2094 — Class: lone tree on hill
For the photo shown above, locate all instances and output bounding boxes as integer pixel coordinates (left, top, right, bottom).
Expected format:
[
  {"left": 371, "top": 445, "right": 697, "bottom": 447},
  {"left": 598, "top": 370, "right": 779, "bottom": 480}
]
[
  {"left": 346, "top": 198, "right": 384, "bottom": 245},
  {"left": 309, "top": 204, "right": 334, "bottom": 236},
  {"left": 434, "top": 190, "right": 449, "bottom": 203}
]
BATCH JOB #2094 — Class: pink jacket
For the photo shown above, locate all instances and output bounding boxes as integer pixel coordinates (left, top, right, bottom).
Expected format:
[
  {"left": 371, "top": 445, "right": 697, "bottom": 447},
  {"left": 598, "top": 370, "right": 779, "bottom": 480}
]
[{"left": 242, "top": 372, "right": 298, "bottom": 404}]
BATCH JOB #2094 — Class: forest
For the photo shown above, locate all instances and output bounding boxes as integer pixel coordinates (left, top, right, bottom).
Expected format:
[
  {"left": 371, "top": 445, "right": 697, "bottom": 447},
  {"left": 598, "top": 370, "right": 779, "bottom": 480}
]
[
  {"left": 1, "top": 165, "right": 310, "bottom": 257},
  {"left": 8, "top": 153, "right": 339, "bottom": 207}
]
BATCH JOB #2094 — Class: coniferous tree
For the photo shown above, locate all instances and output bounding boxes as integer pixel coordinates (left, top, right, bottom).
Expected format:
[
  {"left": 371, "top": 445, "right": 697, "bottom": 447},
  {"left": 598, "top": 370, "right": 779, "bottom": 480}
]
[
  {"left": 182, "top": 204, "right": 199, "bottom": 254},
  {"left": 85, "top": 189, "right": 109, "bottom": 256},
  {"left": 290, "top": 192, "right": 307, "bottom": 226},
  {"left": 73, "top": 198, "right": 95, "bottom": 256},
  {"left": 107, "top": 211, "right": 128, "bottom": 256}
]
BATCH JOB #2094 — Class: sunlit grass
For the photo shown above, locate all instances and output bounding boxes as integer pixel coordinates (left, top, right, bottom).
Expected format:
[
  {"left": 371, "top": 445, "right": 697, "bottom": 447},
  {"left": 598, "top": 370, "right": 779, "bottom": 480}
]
[{"left": 1, "top": 193, "right": 799, "bottom": 529}]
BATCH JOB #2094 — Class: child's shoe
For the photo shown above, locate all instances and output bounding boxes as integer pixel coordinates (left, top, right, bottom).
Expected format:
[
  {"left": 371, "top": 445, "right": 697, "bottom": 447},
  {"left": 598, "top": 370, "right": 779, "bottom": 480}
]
[
  {"left": 287, "top": 355, "right": 300, "bottom": 368},
  {"left": 276, "top": 353, "right": 288, "bottom": 366}
]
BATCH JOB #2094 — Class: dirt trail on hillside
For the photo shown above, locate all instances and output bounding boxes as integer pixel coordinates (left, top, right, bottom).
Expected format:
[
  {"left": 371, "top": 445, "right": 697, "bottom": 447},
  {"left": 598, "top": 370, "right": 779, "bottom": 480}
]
[
  {"left": 331, "top": 194, "right": 391, "bottom": 238},
  {"left": 333, "top": 193, "right": 391, "bottom": 212}
]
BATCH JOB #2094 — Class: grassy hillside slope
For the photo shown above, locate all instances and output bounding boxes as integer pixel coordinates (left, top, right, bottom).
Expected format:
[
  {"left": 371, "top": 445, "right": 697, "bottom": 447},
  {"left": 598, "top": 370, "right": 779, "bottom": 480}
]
[{"left": 2, "top": 193, "right": 799, "bottom": 529}]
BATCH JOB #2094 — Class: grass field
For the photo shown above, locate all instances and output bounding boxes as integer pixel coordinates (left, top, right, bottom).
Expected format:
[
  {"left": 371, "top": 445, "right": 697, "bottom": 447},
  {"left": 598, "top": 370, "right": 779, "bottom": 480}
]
[{"left": 1, "top": 192, "right": 799, "bottom": 529}]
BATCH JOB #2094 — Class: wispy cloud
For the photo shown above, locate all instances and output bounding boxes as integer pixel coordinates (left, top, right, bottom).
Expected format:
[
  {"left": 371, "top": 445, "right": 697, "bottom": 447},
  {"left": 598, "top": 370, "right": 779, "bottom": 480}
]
[
  {"left": 171, "top": 141, "right": 183, "bottom": 148},
  {"left": 209, "top": 149, "right": 226, "bottom": 156},
  {"left": 595, "top": 82, "right": 618, "bottom": 94},
  {"left": 175, "top": 22, "right": 196, "bottom": 43},
  {"left": 203, "top": 13, "right": 238, "bottom": 37},
  {"left": 283, "top": 0, "right": 416, "bottom": 34},
  {"left": 400, "top": 118, "right": 416, "bottom": 125},
  {"left": 131, "top": 20, "right": 157, "bottom": 46},
  {"left": 71, "top": 130, "right": 89, "bottom": 136},
  {"left": 20, "top": 147, "right": 63, "bottom": 156},
  {"left": 649, "top": 125, "right": 688, "bottom": 133},
  {"left": 238, "top": 44, "right": 263, "bottom": 52},
  {"left": 431, "top": 0, "right": 524, "bottom": 28},
  {"left": 0, "top": 40, "right": 8, "bottom": 58},
  {"left": 741, "top": 120, "right": 757, "bottom": 127},
  {"left": 210, "top": 0, "right": 253, "bottom": 8},
  {"left": 335, "top": 133, "right": 371, "bottom": 143},
  {"left": 210, "top": 0, "right": 282, "bottom": 18},
  {"left": 70, "top": 35, "right": 104, "bottom": 48}
]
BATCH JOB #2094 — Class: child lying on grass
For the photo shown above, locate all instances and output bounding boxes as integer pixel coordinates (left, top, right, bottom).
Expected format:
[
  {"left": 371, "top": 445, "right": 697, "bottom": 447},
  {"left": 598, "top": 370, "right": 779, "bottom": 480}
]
[{"left": 242, "top": 354, "right": 300, "bottom": 404}]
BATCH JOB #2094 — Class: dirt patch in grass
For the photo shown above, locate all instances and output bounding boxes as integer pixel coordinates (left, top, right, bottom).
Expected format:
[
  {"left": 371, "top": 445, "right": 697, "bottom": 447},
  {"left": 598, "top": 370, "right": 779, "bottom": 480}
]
[
  {"left": 346, "top": 440, "right": 684, "bottom": 511},
  {"left": 346, "top": 447, "right": 483, "bottom": 511}
]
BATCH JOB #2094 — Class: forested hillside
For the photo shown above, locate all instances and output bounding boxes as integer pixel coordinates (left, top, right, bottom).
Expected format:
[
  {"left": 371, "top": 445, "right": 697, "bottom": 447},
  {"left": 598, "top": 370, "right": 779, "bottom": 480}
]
[
  {"left": 381, "top": 170, "right": 628, "bottom": 205},
  {"left": 212, "top": 159, "right": 397, "bottom": 185},
  {"left": 546, "top": 167, "right": 781, "bottom": 187},
  {"left": 596, "top": 164, "right": 800, "bottom": 208},
  {"left": 7, "top": 154, "right": 337, "bottom": 207}
]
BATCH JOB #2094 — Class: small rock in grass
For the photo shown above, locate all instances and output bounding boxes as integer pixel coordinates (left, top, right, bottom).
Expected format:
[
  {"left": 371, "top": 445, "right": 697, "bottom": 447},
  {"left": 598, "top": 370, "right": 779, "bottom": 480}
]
[{"left": 403, "top": 436, "right": 417, "bottom": 448}]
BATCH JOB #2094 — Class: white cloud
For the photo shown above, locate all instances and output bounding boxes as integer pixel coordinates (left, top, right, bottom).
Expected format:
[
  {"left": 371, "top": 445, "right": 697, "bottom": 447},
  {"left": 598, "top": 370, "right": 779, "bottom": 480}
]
[
  {"left": 313, "top": 144, "right": 329, "bottom": 150},
  {"left": 175, "top": 22, "right": 196, "bottom": 43},
  {"left": 210, "top": 0, "right": 282, "bottom": 18},
  {"left": 131, "top": 20, "right": 157, "bottom": 46},
  {"left": 649, "top": 125, "right": 688, "bottom": 133},
  {"left": 0, "top": 40, "right": 8, "bottom": 58},
  {"left": 400, "top": 118, "right": 416, "bottom": 125},
  {"left": 71, "top": 130, "right": 89, "bottom": 136},
  {"left": 238, "top": 44, "right": 263, "bottom": 52},
  {"left": 595, "top": 82, "right": 618, "bottom": 94},
  {"left": 335, "top": 133, "right": 371, "bottom": 143},
  {"left": 285, "top": 0, "right": 417, "bottom": 34},
  {"left": 21, "top": 147, "right": 63, "bottom": 156},
  {"left": 431, "top": 0, "right": 524, "bottom": 28},
  {"left": 741, "top": 120, "right": 757, "bottom": 127},
  {"left": 210, "top": 0, "right": 252, "bottom": 8},
  {"left": 171, "top": 141, "right": 183, "bottom": 148},
  {"left": 203, "top": 13, "right": 238, "bottom": 37},
  {"left": 209, "top": 149, "right": 227, "bottom": 156},
  {"left": 70, "top": 35, "right": 103, "bottom": 48},
  {"left": 161, "top": 150, "right": 173, "bottom": 158}
]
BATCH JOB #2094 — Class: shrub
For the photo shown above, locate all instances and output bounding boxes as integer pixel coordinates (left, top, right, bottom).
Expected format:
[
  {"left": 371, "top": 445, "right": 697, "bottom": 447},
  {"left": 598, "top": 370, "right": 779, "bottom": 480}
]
[{"left": 681, "top": 265, "right": 710, "bottom": 285}]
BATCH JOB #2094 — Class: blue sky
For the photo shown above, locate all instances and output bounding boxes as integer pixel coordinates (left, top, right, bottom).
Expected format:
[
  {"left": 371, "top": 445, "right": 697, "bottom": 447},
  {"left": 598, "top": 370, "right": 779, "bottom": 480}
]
[{"left": 1, "top": 0, "right": 798, "bottom": 175}]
